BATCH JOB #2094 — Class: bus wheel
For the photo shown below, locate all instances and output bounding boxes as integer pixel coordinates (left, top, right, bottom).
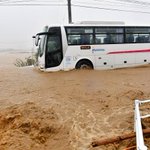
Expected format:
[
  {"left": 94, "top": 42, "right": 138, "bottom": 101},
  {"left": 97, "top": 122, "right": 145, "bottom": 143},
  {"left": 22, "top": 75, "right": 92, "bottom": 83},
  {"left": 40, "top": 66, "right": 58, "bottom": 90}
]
[{"left": 76, "top": 60, "right": 93, "bottom": 70}]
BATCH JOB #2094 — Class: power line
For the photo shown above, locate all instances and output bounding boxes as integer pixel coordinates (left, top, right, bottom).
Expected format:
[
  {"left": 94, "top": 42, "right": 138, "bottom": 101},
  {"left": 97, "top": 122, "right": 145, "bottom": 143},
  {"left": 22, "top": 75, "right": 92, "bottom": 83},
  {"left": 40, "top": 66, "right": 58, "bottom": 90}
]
[
  {"left": 0, "top": 4, "right": 66, "bottom": 6},
  {"left": 73, "top": 0, "right": 150, "bottom": 10},
  {"left": 1, "top": 0, "right": 150, "bottom": 7},
  {"left": 1, "top": 0, "right": 150, "bottom": 14},
  {"left": 92, "top": 0, "right": 150, "bottom": 8},
  {"left": 1, "top": 0, "right": 150, "bottom": 6},
  {"left": 115, "top": 0, "right": 150, "bottom": 5},
  {"left": 0, "top": 0, "right": 66, "bottom": 5},
  {"left": 74, "top": 0, "right": 132, "bottom": 8},
  {"left": 0, "top": 0, "right": 66, "bottom": 6},
  {"left": 72, "top": 3, "right": 150, "bottom": 14},
  {"left": 0, "top": 0, "right": 64, "bottom": 2},
  {"left": 93, "top": 0, "right": 150, "bottom": 5}
]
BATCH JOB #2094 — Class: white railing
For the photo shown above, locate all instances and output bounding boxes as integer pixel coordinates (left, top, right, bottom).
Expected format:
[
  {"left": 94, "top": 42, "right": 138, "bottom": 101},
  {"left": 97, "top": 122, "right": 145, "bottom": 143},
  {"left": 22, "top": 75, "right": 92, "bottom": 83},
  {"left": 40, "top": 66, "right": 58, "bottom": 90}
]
[{"left": 134, "top": 100, "right": 150, "bottom": 150}]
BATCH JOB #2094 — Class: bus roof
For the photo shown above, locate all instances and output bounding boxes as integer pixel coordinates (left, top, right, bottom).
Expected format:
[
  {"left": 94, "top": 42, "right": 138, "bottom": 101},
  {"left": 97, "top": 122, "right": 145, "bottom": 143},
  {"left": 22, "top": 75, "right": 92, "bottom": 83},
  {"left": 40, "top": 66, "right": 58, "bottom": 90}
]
[
  {"left": 45, "top": 21, "right": 150, "bottom": 28},
  {"left": 73, "top": 21, "right": 125, "bottom": 26}
]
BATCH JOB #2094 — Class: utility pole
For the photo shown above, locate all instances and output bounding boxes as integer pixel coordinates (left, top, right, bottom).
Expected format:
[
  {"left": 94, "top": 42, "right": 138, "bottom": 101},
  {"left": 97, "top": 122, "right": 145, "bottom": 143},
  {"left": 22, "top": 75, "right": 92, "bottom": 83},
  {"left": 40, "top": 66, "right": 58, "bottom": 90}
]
[{"left": 67, "top": 0, "right": 72, "bottom": 24}]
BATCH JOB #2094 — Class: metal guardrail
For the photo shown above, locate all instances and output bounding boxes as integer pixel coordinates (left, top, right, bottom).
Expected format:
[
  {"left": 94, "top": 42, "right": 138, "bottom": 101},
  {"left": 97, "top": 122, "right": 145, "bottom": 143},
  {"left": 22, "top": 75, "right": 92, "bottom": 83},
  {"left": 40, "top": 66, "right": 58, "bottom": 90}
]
[{"left": 134, "top": 100, "right": 150, "bottom": 150}]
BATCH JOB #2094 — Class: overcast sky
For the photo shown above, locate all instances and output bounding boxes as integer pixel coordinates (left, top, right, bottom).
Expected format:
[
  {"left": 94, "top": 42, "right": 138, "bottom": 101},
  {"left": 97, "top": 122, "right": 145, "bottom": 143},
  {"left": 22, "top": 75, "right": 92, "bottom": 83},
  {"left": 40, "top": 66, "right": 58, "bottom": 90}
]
[{"left": 0, "top": 0, "right": 150, "bottom": 50}]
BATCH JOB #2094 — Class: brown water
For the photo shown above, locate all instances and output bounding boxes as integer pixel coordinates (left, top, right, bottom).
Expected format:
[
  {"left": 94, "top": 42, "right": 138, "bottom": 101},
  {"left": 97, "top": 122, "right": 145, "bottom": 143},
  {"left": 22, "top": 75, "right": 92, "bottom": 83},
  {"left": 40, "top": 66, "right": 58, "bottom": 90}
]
[{"left": 0, "top": 52, "right": 150, "bottom": 150}]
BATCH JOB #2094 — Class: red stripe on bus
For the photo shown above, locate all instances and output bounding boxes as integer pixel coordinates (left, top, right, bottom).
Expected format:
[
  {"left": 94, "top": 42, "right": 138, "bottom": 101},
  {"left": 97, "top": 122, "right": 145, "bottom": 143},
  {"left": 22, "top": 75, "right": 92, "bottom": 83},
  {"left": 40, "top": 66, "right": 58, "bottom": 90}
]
[{"left": 107, "top": 49, "right": 150, "bottom": 54}]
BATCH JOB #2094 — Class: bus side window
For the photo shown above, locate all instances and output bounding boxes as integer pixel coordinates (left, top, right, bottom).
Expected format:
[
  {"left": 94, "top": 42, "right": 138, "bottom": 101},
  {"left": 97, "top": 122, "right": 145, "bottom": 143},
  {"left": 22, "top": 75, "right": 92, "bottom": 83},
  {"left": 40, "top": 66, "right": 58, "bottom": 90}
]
[
  {"left": 104, "top": 34, "right": 114, "bottom": 44},
  {"left": 145, "top": 36, "right": 149, "bottom": 42},
  {"left": 126, "top": 34, "right": 134, "bottom": 43},
  {"left": 136, "top": 36, "right": 142, "bottom": 43},
  {"left": 95, "top": 38, "right": 101, "bottom": 44},
  {"left": 136, "top": 35, "right": 149, "bottom": 43},
  {"left": 104, "top": 37, "right": 109, "bottom": 44},
  {"left": 81, "top": 34, "right": 90, "bottom": 45},
  {"left": 72, "top": 39, "right": 78, "bottom": 45}
]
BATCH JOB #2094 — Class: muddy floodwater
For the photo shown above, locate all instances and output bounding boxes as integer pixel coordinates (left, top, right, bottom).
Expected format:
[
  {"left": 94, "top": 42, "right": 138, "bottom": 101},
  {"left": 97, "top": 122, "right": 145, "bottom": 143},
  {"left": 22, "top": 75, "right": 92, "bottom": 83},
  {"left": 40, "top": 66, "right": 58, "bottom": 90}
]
[{"left": 0, "top": 52, "right": 150, "bottom": 150}]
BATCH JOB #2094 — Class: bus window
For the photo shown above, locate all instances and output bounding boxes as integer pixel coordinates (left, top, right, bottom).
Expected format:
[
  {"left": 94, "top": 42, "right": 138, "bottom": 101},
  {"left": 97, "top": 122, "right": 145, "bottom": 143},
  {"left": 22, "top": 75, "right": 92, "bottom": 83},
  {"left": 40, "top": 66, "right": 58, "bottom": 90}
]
[
  {"left": 95, "top": 27, "right": 123, "bottom": 34},
  {"left": 125, "top": 27, "right": 150, "bottom": 43},
  {"left": 125, "top": 27, "right": 150, "bottom": 34},
  {"left": 65, "top": 27, "right": 94, "bottom": 45},
  {"left": 95, "top": 34, "right": 123, "bottom": 44},
  {"left": 81, "top": 34, "right": 93, "bottom": 45},
  {"left": 104, "top": 34, "right": 111, "bottom": 43},
  {"left": 68, "top": 34, "right": 81, "bottom": 45},
  {"left": 115, "top": 34, "right": 124, "bottom": 43},
  {"left": 126, "top": 33, "right": 150, "bottom": 43},
  {"left": 66, "top": 27, "right": 93, "bottom": 34},
  {"left": 136, "top": 34, "right": 150, "bottom": 43},
  {"left": 95, "top": 27, "right": 124, "bottom": 44},
  {"left": 126, "top": 34, "right": 135, "bottom": 43}
]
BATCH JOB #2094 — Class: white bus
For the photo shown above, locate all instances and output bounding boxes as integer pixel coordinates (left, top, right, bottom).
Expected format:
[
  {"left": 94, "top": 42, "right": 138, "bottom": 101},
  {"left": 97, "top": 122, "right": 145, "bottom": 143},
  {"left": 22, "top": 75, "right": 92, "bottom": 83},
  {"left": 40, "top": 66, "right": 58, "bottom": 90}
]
[{"left": 34, "top": 22, "right": 150, "bottom": 72}]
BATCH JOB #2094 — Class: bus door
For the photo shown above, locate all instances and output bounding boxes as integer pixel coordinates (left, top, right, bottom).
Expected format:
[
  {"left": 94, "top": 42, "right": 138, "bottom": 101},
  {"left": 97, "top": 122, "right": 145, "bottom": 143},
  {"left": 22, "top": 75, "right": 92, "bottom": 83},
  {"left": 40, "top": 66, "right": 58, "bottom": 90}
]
[{"left": 45, "top": 27, "right": 63, "bottom": 68}]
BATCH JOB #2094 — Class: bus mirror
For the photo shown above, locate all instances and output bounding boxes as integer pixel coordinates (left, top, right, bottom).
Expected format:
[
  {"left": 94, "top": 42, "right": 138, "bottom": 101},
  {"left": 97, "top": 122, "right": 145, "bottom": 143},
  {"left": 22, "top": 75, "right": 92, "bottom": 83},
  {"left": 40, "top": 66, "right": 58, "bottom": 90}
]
[
  {"left": 35, "top": 35, "right": 40, "bottom": 46},
  {"left": 32, "top": 36, "right": 35, "bottom": 38}
]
